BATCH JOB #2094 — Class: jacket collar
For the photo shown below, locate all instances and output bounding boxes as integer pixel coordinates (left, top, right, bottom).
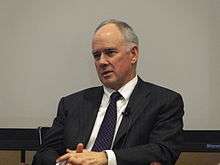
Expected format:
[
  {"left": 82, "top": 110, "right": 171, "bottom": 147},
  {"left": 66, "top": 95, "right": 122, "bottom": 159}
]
[{"left": 113, "top": 77, "right": 151, "bottom": 147}]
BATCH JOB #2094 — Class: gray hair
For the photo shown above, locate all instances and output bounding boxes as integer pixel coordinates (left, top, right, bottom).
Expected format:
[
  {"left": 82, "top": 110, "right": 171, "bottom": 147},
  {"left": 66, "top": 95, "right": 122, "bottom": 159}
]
[{"left": 94, "top": 19, "right": 139, "bottom": 46}]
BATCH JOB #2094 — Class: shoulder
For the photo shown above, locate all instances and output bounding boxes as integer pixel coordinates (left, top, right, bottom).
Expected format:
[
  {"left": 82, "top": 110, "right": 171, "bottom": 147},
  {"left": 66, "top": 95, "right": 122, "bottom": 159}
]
[
  {"left": 62, "top": 86, "right": 103, "bottom": 100},
  {"left": 139, "top": 78, "right": 183, "bottom": 102},
  {"left": 138, "top": 79, "right": 184, "bottom": 117},
  {"left": 56, "top": 86, "right": 103, "bottom": 110}
]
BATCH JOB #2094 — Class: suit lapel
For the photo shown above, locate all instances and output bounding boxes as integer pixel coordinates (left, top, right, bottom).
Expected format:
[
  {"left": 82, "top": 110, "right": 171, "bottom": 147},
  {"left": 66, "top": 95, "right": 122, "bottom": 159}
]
[
  {"left": 79, "top": 87, "right": 104, "bottom": 145},
  {"left": 113, "top": 78, "right": 151, "bottom": 147}
]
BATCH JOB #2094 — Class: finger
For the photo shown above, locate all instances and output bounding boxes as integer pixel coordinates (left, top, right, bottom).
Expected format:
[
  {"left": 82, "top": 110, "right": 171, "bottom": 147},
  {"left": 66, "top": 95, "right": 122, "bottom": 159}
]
[
  {"left": 67, "top": 156, "right": 82, "bottom": 164},
  {"left": 76, "top": 143, "right": 84, "bottom": 153},
  {"left": 82, "top": 149, "right": 89, "bottom": 153},
  {"left": 150, "top": 162, "right": 161, "bottom": 165},
  {"left": 56, "top": 153, "right": 71, "bottom": 163},
  {"left": 81, "top": 158, "right": 96, "bottom": 165},
  {"left": 66, "top": 163, "right": 72, "bottom": 165},
  {"left": 66, "top": 148, "right": 75, "bottom": 153},
  {"left": 56, "top": 160, "right": 67, "bottom": 165}
]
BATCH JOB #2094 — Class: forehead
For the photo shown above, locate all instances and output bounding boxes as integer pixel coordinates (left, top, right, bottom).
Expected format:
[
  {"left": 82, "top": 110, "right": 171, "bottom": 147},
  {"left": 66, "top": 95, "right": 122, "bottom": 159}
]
[{"left": 92, "top": 24, "right": 125, "bottom": 49}]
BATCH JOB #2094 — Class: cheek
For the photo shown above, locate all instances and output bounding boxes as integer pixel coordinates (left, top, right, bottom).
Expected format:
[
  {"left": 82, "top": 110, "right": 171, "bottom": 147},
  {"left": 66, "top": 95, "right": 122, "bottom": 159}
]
[
  {"left": 114, "top": 56, "right": 131, "bottom": 71},
  {"left": 94, "top": 62, "right": 99, "bottom": 70}
]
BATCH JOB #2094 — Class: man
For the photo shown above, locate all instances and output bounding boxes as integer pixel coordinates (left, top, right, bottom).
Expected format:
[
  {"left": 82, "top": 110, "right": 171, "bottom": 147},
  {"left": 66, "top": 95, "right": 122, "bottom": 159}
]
[{"left": 32, "top": 19, "right": 184, "bottom": 165}]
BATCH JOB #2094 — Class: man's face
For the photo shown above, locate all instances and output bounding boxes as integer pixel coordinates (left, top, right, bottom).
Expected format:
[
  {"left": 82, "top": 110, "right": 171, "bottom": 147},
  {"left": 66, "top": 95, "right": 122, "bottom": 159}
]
[{"left": 92, "top": 24, "right": 138, "bottom": 90}]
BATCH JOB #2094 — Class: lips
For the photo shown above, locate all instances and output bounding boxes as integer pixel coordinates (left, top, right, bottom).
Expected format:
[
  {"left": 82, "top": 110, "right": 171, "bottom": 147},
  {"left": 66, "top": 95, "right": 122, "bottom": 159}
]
[{"left": 101, "top": 70, "right": 113, "bottom": 77}]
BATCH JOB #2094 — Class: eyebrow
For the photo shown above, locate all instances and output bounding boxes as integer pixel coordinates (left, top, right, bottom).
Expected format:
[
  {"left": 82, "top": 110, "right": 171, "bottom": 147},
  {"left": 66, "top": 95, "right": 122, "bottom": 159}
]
[
  {"left": 92, "top": 47, "right": 117, "bottom": 54},
  {"left": 105, "top": 48, "right": 117, "bottom": 51}
]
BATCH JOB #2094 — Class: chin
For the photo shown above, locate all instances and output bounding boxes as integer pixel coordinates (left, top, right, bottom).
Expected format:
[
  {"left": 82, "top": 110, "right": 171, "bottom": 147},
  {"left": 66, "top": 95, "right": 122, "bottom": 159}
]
[{"left": 101, "top": 79, "right": 117, "bottom": 89}]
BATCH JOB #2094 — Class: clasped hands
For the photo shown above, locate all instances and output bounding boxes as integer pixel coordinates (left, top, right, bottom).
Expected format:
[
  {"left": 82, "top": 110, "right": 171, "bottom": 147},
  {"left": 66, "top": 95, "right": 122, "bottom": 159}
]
[
  {"left": 56, "top": 143, "right": 107, "bottom": 165},
  {"left": 56, "top": 143, "right": 161, "bottom": 165}
]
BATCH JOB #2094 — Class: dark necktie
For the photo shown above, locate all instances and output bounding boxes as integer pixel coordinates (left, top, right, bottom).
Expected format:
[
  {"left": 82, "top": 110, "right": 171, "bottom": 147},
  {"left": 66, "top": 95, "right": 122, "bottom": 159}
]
[{"left": 92, "top": 91, "right": 122, "bottom": 151}]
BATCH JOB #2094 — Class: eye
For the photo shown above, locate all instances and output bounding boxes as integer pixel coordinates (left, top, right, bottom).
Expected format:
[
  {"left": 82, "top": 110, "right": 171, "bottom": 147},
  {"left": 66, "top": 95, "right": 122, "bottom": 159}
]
[
  {"left": 92, "top": 51, "right": 101, "bottom": 60},
  {"left": 103, "top": 48, "right": 117, "bottom": 57}
]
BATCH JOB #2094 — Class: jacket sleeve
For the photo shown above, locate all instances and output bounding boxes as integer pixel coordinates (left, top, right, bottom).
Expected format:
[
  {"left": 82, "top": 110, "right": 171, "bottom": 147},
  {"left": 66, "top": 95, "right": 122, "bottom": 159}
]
[{"left": 32, "top": 98, "right": 67, "bottom": 165}]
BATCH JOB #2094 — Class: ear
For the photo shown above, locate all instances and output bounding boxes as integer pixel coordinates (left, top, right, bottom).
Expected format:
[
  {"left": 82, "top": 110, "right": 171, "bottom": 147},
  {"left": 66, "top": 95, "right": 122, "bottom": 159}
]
[{"left": 130, "top": 45, "right": 139, "bottom": 64}]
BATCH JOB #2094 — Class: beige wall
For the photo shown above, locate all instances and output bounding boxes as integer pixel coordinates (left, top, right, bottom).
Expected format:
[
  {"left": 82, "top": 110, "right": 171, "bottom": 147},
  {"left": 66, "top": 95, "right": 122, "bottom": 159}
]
[{"left": 0, "top": 0, "right": 219, "bottom": 129}]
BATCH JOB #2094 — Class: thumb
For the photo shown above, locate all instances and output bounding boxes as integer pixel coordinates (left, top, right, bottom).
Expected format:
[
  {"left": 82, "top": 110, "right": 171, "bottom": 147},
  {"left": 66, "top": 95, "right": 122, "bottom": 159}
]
[{"left": 76, "top": 143, "right": 84, "bottom": 153}]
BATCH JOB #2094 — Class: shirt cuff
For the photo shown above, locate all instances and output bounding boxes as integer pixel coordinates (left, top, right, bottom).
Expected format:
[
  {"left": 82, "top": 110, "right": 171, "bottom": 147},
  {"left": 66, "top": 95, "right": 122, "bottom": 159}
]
[{"left": 105, "top": 150, "right": 117, "bottom": 165}]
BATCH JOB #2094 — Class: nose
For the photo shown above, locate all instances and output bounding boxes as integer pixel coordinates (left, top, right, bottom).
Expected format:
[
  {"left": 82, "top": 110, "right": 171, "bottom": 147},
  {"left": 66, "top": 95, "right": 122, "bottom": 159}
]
[{"left": 98, "top": 53, "right": 109, "bottom": 65}]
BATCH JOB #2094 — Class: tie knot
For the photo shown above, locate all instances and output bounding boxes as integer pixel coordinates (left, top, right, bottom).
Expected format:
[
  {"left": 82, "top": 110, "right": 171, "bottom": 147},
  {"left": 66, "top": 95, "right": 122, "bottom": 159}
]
[{"left": 110, "top": 92, "right": 122, "bottom": 102}]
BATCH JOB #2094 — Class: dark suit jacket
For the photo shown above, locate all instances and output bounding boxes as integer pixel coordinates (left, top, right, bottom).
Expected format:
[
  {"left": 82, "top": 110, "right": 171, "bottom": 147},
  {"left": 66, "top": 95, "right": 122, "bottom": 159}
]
[{"left": 32, "top": 78, "right": 184, "bottom": 165}]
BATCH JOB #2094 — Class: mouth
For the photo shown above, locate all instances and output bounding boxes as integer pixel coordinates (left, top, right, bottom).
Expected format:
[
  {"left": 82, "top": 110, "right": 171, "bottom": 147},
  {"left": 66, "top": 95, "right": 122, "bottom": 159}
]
[{"left": 101, "top": 70, "right": 113, "bottom": 77}]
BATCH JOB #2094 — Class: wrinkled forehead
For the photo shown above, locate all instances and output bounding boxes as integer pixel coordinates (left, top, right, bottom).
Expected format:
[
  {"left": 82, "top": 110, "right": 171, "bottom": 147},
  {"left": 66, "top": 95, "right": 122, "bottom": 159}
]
[{"left": 92, "top": 24, "right": 125, "bottom": 49}]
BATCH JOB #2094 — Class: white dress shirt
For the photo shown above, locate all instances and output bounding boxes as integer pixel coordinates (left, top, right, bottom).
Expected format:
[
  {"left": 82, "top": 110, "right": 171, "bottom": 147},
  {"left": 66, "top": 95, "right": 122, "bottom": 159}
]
[{"left": 86, "top": 75, "right": 138, "bottom": 165}]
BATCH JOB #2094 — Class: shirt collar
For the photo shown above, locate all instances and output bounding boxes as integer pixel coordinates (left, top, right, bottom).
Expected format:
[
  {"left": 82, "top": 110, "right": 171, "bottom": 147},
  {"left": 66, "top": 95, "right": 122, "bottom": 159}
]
[{"left": 103, "top": 75, "right": 138, "bottom": 101}]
